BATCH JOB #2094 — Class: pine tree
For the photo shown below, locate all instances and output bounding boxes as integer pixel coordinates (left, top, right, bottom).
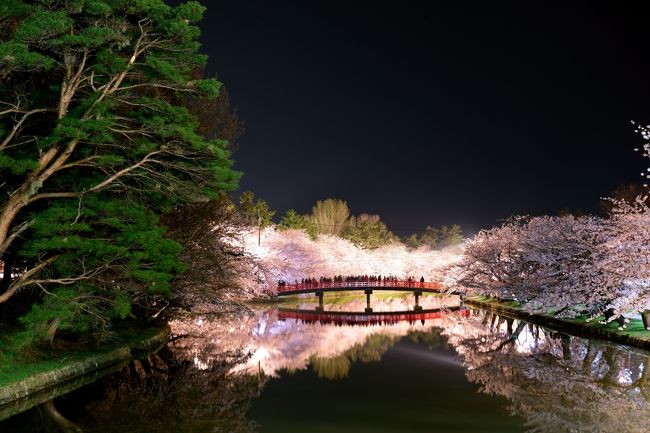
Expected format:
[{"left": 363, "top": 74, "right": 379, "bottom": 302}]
[
  {"left": 403, "top": 233, "right": 421, "bottom": 249},
  {"left": 278, "top": 209, "right": 318, "bottom": 239},
  {"left": 420, "top": 226, "right": 441, "bottom": 249},
  {"left": 442, "top": 224, "right": 464, "bottom": 247},
  {"left": 0, "top": 1, "right": 240, "bottom": 343},
  {"left": 343, "top": 214, "right": 394, "bottom": 249},
  {"left": 238, "top": 191, "right": 275, "bottom": 228}
]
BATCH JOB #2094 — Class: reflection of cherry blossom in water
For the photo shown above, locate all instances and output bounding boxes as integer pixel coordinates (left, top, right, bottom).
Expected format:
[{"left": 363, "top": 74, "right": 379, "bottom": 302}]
[
  {"left": 169, "top": 299, "right": 650, "bottom": 433},
  {"left": 440, "top": 309, "right": 650, "bottom": 433},
  {"left": 169, "top": 296, "right": 461, "bottom": 376}
]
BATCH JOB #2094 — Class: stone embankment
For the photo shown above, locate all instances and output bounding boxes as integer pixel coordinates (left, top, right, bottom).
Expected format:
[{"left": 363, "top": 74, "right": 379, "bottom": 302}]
[{"left": 0, "top": 326, "right": 169, "bottom": 420}]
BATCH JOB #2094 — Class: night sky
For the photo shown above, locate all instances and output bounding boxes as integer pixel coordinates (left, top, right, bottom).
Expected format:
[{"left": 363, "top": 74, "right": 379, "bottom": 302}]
[{"left": 196, "top": 1, "right": 650, "bottom": 235}]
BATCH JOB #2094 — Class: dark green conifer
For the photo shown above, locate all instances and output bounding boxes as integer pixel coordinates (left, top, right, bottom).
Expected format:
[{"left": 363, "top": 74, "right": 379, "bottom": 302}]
[{"left": 0, "top": 1, "right": 239, "bottom": 343}]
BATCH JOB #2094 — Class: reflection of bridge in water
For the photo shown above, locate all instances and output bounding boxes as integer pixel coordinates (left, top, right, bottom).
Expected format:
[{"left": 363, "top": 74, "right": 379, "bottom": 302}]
[
  {"left": 276, "top": 280, "right": 453, "bottom": 313},
  {"left": 277, "top": 306, "right": 469, "bottom": 326}
]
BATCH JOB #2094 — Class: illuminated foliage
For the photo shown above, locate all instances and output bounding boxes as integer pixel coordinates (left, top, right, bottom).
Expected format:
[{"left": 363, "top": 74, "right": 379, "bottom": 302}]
[
  {"left": 342, "top": 213, "right": 396, "bottom": 249},
  {"left": 278, "top": 209, "right": 318, "bottom": 240},
  {"left": 0, "top": 1, "right": 239, "bottom": 343}
]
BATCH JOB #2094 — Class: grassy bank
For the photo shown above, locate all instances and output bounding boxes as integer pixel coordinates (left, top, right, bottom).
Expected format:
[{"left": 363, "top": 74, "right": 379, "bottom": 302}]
[
  {"left": 0, "top": 325, "right": 169, "bottom": 419},
  {"left": 465, "top": 296, "right": 650, "bottom": 350}
]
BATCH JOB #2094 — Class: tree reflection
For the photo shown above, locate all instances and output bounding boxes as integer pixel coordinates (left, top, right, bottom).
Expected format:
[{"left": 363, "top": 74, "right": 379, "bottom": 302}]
[
  {"left": 309, "top": 328, "right": 451, "bottom": 380},
  {"left": 78, "top": 347, "right": 265, "bottom": 433},
  {"left": 168, "top": 303, "right": 452, "bottom": 377},
  {"left": 309, "top": 355, "right": 353, "bottom": 380},
  {"left": 406, "top": 326, "right": 450, "bottom": 350},
  {"left": 78, "top": 304, "right": 454, "bottom": 430},
  {"left": 5, "top": 301, "right": 648, "bottom": 433},
  {"left": 94, "top": 308, "right": 650, "bottom": 433},
  {"left": 0, "top": 346, "right": 264, "bottom": 433},
  {"left": 441, "top": 310, "right": 650, "bottom": 433},
  {"left": 310, "top": 333, "right": 399, "bottom": 379}
]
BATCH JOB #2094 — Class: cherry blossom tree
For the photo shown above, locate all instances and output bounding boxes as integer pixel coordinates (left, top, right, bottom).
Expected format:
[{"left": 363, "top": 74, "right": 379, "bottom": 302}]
[
  {"left": 239, "top": 227, "right": 462, "bottom": 293},
  {"left": 456, "top": 215, "right": 612, "bottom": 317},
  {"left": 456, "top": 199, "right": 649, "bottom": 323},
  {"left": 453, "top": 121, "right": 650, "bottom": 323},
  {"left": 597, "top": 197, "right": 650, "bottom": 323}
]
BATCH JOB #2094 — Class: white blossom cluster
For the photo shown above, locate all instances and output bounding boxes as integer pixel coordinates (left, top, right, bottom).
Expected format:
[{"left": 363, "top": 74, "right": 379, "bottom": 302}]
[
  {"left": 632, "top": 120, "right": 650, "bottom": 189},
  {"left": 455, "top": 199, "right": 650, "bottom": 321},
  {"left": 236, "top": 227, "right": 462, "bottom": 292}
]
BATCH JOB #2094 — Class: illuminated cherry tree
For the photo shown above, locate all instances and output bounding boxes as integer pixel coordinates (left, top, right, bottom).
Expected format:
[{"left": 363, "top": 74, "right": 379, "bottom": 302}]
[
  {"left": 456, "top": 215, "right": 610, "bottom": 317},
  {"left": 597, "top": 197, "right": 650, "bottom": 320},
  {"left": 239, "top": 227, "right": 461, "bottom": 292}
]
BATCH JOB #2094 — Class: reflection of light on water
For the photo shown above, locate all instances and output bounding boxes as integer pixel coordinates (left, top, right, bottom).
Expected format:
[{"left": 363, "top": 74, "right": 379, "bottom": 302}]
[
  {"left": 618, "top": 368, "right": 632, "bottom": 385},
  {"left": 172, "top": 298, "right": 463, "bottom": 377},
  {"left": 249, "top": 346, "right": 271, "bottom": 364},
  {"left": 173, "top": 304, "right": 650, "bottom": 433},
  {"left": 193, "top": 355, "right": 209, "bottom": 370},
  {"left": 252, "top": 317, "right": 267, "bottom": 335},
  {"left": 268, "top": 319, "right": 292, "bottom": 335},
  {"left": 515, "top": 323, "right": 535, "bottom": 354},
  {"left": 395, "top": 346, "right": 460, "bottom": 366},
  {"left": 252, "top": 316, "right": 295, "bottom": 336},
  {"left": 231, "top": 319, "right": 445, "bottom": 377}
]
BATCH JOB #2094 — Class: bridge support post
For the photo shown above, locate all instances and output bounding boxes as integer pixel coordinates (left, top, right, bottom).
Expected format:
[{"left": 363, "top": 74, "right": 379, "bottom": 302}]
[
  {"left": 414, "top": 290, "right": 423, "bottom": 311},
  {"left": 365, "top": 289, "right": 373, "bottom": 313},
  {"left": 315, "top": 292, "right": 324, "bottom": 311}
]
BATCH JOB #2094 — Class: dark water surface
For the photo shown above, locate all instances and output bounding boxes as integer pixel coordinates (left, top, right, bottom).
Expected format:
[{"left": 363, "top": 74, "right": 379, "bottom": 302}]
[
  {"left": 249, "top": 339, "right": 522, "bottom": 433},
  {"left": 1, "top": 293, "right": 649, "bottom": 433}
]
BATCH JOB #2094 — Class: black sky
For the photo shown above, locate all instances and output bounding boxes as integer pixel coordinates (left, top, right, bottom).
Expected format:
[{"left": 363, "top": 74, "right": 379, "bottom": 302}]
[{"left": 195, "top": 1, "right": 650, "bottom": 235}]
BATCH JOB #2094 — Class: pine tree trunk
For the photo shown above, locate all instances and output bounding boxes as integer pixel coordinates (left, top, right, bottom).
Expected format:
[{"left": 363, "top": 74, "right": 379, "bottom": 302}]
[{"left": 47, "top": 318, "right": 61, "bottom": 347}]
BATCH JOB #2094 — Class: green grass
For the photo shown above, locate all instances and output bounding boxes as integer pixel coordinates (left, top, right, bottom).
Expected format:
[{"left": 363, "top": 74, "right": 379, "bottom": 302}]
[
  {"left": 0, "top": 337, "right": 115, "bottom": 388},
  {"left": 467, "top": 294, "right": 521, "bottom": 308},
  {"left": 572, "top": 315, "right": 649, "bottom": 336},
  {"left": 468, "top": 296, "right": 650, "bottom": 344},
  {"left": 0, "top": 326, "right": 164, "bottom": 388}
]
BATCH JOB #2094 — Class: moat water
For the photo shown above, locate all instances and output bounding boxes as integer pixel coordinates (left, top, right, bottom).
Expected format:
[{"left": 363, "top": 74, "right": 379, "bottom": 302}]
[{"left": 1, "top": 293, "right": 649, "bottom": 433}]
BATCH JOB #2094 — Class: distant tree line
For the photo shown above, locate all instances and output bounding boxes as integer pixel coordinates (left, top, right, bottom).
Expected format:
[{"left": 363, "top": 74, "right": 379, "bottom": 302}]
[
  {"left": 402, "top": 224, "right": 464, "bottom": 250},
  {"left": 237, "top": 195, "right": 464, "bottom": 250}
]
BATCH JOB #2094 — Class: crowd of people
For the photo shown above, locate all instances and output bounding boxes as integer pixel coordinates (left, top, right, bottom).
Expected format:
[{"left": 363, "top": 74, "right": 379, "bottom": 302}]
[{"left": 277, "top": 275, "right": 426, "bottom": 288}]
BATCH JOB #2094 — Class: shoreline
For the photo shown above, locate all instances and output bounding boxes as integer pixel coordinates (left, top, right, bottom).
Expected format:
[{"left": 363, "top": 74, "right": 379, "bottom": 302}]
[
  {"left": 464, "top": 297, "right": 650, "bottom": 351},
  {"left": 0, "top": 325, "right": 170, "bottom": 420}
]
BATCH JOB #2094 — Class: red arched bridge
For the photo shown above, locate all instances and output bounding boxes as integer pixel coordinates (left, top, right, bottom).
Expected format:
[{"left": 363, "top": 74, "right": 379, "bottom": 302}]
[
  {"left": 276, "top": 279, "right": 450, "bottom": 313},
  {"left": 277, "top": 306, "right": 469, "bottom": 326},
  {"left": 276, "top": 280, "right": 444, "bottom": 296}
]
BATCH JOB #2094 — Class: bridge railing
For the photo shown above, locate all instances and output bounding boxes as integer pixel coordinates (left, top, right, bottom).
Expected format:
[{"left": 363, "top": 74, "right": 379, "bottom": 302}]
[{"left": 276, "top": 280, "right": 443, "bottom": 293}]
